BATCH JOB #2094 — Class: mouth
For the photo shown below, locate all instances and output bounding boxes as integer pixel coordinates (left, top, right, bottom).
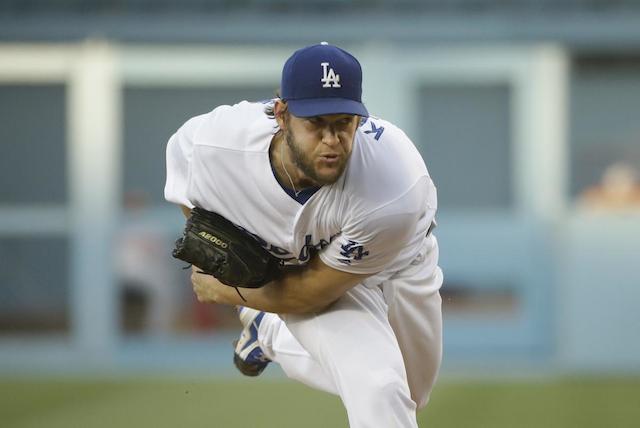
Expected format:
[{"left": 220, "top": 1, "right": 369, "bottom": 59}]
[{"left": 318, "top": 154, "right": 341, "bottom": 167}]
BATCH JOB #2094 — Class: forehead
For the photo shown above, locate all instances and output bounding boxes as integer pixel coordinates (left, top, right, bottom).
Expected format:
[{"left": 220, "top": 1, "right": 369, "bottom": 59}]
[{"left": 295, "top": 113, "right": 357, "bottom": 122}]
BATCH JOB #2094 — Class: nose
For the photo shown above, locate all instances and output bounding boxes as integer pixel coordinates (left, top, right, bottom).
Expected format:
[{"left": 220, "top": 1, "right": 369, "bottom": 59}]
[{"left": 320, "top": 126, "right": 339, "bottom": 147}]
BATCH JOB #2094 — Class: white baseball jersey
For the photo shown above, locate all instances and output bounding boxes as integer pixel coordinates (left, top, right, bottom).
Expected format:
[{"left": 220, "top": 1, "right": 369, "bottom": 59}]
[{"left": 165, "top": 100, "right": 439, "bottom": 287}]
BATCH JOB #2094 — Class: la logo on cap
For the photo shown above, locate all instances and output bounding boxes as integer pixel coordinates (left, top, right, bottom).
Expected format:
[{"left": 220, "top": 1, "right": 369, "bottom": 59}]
[{"left": 321, "top": 62, "right": 341, "bottom": 88}]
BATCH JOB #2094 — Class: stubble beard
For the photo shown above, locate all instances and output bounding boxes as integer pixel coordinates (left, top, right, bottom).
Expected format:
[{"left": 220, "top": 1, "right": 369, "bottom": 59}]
[{"left": 284, "top": 130, "right": 349, "bottom": 187}]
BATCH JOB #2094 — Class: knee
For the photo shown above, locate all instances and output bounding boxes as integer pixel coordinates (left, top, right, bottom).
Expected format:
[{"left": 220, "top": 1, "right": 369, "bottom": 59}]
[
  {"left": 355, "top": 369, "right": 414, "bottom": 409},
  {"left": 409, "top": 373, "right": 439, "bottom": 410},
  {"left": 416, "top": 392, "right": 431, "bottom": 410}
]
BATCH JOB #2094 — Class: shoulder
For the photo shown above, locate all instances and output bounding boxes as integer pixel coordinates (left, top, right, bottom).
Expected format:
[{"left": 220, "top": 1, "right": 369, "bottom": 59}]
[
  {"left": 181, "top": 100, "right": 275, "bottom": 152},
  {"left": 356, "top": 116, "right": 423, "bottom": 163},
  {"left": 342, "top": 115, "right": 431, "bottom": 210}
]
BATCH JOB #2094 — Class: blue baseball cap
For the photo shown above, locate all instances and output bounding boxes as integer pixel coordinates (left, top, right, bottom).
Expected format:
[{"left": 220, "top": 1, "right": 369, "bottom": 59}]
[{"left": 281, "top": 42, "right": 368, "bottom": 118}]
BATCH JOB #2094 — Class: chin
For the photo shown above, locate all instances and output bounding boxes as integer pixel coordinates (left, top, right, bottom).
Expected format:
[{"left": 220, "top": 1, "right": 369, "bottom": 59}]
[{"left": 314, "top": 168, "right": 344, "bottom": 185}]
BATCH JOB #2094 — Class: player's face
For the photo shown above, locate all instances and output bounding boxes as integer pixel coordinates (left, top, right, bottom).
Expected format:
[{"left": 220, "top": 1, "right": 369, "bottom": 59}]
[{"left": 282, "top": 112, "right": 360, "bottom": 186}]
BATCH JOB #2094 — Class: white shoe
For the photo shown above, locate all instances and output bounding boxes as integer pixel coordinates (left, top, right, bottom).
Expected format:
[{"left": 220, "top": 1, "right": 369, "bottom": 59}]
[{"left": 233, "top": 306, "right": 271, "bottom": 376}]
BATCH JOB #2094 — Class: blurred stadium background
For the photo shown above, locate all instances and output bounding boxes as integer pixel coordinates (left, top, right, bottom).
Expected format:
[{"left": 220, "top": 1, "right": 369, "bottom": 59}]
[{"left": 1, "top": 1, "right": 639, "bottom": 427}]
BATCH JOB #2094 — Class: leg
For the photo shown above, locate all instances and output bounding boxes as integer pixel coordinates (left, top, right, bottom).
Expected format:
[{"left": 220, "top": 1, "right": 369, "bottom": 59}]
[
  {"left": 257, "top": 311, "right": 339, "bottom": 394},
  {"left": 246, "top": 277, "right": 441, "bottom": 417},
  {"left": 384, "top": 237, "right": 444, "bottom": 409},
  {"left": 278, "top": 285, "right": 418, "bottom": 428}
]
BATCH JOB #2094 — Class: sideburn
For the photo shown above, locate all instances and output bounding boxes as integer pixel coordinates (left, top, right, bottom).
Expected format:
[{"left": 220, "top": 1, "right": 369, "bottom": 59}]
[
  {"left": 284, "top": 130, "right": 324, "bottom": 185},
  {"left": 279, "top": 111, "right": 321, "bottom": 184}
]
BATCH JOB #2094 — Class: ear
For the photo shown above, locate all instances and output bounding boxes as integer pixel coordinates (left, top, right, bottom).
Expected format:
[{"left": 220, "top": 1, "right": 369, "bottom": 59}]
[{"left": 274, "top": 100, "right": 288, "bottom": 130}]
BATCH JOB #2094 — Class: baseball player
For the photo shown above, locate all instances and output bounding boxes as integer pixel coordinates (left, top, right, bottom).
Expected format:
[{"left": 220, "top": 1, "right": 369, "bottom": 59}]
[{"left": 165, "top": 42, "right": 443, "bottom": 427}]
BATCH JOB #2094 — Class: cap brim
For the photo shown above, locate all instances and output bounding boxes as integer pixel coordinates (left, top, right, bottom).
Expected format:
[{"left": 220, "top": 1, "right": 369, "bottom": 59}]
[{"left": 287, "top": 97, "right": 369, "bottom": 118}]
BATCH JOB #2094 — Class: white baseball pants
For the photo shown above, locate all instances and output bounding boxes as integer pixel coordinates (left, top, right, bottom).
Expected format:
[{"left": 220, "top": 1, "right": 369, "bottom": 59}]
[{"left": 257, "top": 245, "right": 443, "bottom": 428}]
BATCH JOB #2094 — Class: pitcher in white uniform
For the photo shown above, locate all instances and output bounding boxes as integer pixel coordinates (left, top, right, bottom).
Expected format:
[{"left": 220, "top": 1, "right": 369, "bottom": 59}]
[{"left": 165, "top": 42, "right": 443, "bottom": 428}]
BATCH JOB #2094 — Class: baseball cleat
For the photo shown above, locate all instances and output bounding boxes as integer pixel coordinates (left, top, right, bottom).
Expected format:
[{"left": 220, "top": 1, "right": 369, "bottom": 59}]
[{"left": 233, "top": 306, "right": 271, "bottom": 377}]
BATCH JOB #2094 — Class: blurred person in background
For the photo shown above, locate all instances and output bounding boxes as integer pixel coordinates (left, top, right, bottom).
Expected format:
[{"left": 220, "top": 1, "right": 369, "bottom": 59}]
[
  {"left": 165, "top": 43, "right": 442, "bottom": 427},
  {"left": 115, "top": 191, "right": 180, "bottom": 334},
  {"left": 579, "top": 161, "right": 640, "bottom": 210}
]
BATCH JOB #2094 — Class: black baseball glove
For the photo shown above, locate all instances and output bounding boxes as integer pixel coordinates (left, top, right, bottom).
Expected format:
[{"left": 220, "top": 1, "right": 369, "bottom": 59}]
[{"left": 172, "top": 207, "right": 282, "bottom": 289}]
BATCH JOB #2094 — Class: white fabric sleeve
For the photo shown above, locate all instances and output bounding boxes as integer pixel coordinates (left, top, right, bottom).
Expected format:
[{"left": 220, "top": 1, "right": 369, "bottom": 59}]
[
  {"left": 319, "top": 177, "right": 436, "bottom": 275},
  {"left": 164, "top": 114, "right": 207, "bottom": 208}
]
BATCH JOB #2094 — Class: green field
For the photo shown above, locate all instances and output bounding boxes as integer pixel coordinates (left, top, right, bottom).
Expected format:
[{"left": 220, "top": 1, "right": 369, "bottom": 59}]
[{"left": 2, "top": 377, "right": 639, "bottom": 427}]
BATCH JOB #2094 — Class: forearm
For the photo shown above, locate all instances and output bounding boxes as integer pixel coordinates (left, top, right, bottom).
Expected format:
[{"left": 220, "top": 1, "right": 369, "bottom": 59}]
[
  {"left": 192, "top": 257, "right": 366, "bottom": 314},
  {"left": 237, "top": 270, "right": 327, "bottom": 314},
  {"left": 196, "top": 268, "right": 331, "bottom": 314}
]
